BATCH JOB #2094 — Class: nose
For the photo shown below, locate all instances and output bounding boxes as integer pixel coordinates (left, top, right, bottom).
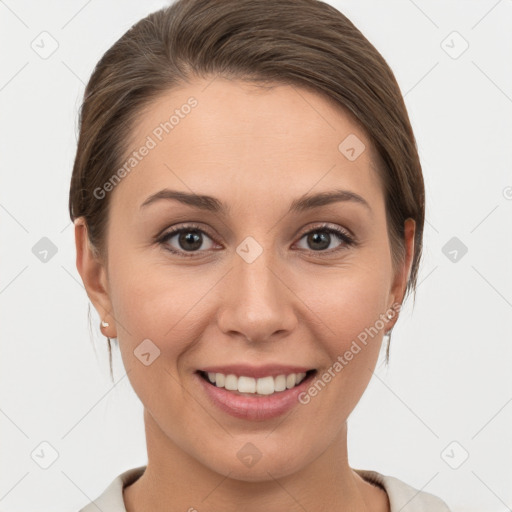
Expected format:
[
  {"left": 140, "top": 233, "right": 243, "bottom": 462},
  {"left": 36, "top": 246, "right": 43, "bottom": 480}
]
[{"left": 216, "top": 247, "right": 298, "bottom": 344}]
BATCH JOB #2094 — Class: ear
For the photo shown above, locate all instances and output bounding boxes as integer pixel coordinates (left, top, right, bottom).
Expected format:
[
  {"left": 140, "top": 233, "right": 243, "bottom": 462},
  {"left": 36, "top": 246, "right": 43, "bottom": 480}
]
[
  {"left": 74, "top": 217, "right": 117, "bottom": 338},
  {"left": 386, "top": 218, "right": 416, "bottom": 329}
]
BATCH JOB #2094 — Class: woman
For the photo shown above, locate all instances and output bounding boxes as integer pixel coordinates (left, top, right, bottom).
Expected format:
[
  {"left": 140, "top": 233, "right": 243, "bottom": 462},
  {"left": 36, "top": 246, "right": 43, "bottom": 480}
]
[{"left": 70, "top": 0, "right": 451, "bottom": 510}]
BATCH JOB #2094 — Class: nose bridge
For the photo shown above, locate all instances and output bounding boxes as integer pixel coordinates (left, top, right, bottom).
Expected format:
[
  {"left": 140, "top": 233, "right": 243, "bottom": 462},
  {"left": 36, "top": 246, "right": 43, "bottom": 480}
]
[
  {"left": 238, "top": 243, "right": 279, "bottom": 305},
  {"left": 217, "top": 237, "right": 296, "bottom": 342}
]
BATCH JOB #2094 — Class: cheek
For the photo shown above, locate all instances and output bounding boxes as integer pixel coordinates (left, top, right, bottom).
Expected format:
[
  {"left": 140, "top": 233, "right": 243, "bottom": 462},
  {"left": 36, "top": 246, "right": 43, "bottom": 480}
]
[
  {"left": 306, "top": 259, "right": 391, "bottom": 400},
  {"left": 107, "top": 250, "right": 213, "bottom": 366},
  {"left": 318, "top": 264, "right": 390, "bottom": 339},
  {"left": 304, "top": 282, "right": 387, "bottom": 417},
  {"left": 106, "top": 262, "right": 203, "bottom": 413}
]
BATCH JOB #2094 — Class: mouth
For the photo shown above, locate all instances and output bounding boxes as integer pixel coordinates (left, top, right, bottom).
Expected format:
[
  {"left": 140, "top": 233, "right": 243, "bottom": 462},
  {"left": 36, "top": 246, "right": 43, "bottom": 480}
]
[{"left": 196, "top": 369, "right": 317, "bottom": 397}]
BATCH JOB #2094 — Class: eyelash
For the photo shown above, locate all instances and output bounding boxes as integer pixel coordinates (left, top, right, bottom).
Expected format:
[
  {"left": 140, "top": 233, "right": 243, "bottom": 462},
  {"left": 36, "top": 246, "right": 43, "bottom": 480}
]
[{"left": 156, "top": 222, "right": 357, "bottom": 258}]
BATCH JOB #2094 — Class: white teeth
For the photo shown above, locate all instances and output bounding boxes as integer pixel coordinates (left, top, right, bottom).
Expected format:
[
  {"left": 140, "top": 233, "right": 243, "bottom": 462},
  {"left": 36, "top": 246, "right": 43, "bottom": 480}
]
[
  {"left": 205, "top": 371, "right": 309, "bottom": 395},
  {"left": 286, "top": 374, "right": 297, "bottom": 389},
  {"left": 274, "top": 374, "right": 287, "bottom": 392},
  {"left": 256, "top": 376, "right": 274, "bottom": 395},
  {"left": 215, "top": 373, "right": 225, "bottom": 387},
  {"left": 238, "top": 376, "right": 256, "bottom": 393},
  {"left": 224, "top": 374, "right": 238, "bottom": 391}
]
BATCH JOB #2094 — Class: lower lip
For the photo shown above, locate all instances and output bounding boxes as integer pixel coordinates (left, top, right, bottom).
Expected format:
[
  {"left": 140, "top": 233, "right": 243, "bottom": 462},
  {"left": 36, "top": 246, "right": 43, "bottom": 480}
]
[{"left": 196, "top": 371, "right": 316, "bottom": 421}]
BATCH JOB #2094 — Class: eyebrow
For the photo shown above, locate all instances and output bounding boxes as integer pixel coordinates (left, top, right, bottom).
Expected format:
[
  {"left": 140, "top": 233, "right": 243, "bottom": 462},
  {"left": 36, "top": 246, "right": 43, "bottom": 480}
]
[{"left": 140, "top": 188, "right": 371, "bottom": 214}]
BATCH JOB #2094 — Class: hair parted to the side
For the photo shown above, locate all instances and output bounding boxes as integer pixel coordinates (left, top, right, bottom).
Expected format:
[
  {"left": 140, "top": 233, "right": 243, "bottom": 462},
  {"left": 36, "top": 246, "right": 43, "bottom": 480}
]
[{"left": 69, "top": 0, "right": 425, "bottom": 378}]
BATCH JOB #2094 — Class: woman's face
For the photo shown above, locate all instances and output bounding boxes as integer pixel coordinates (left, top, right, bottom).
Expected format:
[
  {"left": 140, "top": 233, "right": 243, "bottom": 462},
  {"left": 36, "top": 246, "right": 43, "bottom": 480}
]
[{"left": 78, "top": 77, "right": 413, "bottom": 480}]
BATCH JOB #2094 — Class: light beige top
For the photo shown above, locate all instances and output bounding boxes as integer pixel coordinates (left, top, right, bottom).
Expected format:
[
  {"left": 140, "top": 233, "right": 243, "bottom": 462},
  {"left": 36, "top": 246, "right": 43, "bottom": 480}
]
[{"left": 79, "top": 465, "right": 451, "bottom": 511}]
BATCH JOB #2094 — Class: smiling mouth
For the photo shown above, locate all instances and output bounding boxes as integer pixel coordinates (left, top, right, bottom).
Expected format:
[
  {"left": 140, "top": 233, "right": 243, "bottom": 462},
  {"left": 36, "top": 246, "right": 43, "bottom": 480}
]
[{"left": 197, "top": 369, "right": 317, "bottom": 397}]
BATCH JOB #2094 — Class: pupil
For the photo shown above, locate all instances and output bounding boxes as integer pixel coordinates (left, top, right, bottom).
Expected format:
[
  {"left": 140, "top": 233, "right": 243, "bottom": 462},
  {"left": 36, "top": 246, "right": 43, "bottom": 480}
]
[
  {"left": 309, "top": 231, "right": 330, "bottom": 250},
  {"left": 179, "top": 230, "right": 202, "bottom": 251}
]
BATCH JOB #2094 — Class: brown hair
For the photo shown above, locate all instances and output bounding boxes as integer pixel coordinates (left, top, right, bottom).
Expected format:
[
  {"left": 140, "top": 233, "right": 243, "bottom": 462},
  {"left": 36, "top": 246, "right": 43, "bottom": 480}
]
[{"left": 69, "top": 0, "right": 424, "bottom": 376}]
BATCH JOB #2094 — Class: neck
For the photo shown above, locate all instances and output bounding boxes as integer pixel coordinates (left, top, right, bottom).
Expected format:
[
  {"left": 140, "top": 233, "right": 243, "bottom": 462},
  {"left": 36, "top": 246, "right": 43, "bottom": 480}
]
[{"left": 123, "top": 408, "right": 385, "bottom": 512}]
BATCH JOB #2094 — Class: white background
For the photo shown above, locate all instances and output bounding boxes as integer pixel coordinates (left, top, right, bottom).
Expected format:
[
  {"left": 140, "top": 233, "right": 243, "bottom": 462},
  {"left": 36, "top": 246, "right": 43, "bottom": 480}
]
[{"left": 1, "top": 1, "right": 511, "bottom": 511}]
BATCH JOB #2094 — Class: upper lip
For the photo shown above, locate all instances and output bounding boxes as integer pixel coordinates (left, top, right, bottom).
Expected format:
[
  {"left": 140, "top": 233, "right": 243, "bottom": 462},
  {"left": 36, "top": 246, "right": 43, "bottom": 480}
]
[{"left": 198, "top": 364, "right": 315, "bottom": 379}]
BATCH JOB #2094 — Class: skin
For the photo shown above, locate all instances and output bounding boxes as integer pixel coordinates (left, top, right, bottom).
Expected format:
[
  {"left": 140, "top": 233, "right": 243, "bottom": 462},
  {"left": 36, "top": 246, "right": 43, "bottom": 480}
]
[{"left": 75, "top": 77, "right": 415, "bottom": 512}]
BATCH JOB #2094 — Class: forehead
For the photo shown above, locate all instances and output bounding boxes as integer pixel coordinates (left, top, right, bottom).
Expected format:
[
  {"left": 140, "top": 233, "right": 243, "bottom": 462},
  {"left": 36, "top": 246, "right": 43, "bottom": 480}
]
[{"left": 109, "top": 77, "right": 384, "bottom": 216}]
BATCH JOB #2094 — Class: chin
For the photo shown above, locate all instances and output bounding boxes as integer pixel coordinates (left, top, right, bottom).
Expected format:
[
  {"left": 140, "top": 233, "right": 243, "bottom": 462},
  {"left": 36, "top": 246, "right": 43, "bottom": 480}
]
[{"left": 198, "top": 441, "right": 310, "bottom": 483}]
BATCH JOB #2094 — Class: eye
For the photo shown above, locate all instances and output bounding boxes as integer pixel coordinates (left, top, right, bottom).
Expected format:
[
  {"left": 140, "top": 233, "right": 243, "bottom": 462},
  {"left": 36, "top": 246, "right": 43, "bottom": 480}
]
[
  {"left": 294, "top": 224, "right": 355, "bottom": 255},
  {"left": 156, "top": 222, "right": 356, "bottom": 258},
  {"left": 158, "top": 223, "right": 218, "bottom": 257}
]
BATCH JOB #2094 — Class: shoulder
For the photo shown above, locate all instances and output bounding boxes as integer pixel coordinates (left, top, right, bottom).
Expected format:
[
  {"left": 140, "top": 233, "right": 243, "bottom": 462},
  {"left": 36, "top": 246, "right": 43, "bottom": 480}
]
[
  {"left": 353, "top": 468, "right": 452, "bottom": 512},
  {"left": 78, "top": 466, "right": 146, "bottom": 512}
]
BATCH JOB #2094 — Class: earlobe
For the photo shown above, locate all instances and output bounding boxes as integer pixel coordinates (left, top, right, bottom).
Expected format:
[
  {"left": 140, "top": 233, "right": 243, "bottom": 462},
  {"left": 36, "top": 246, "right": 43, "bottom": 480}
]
[{"left": 74, "top": 218, "right": 116, "bottom": 337}]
